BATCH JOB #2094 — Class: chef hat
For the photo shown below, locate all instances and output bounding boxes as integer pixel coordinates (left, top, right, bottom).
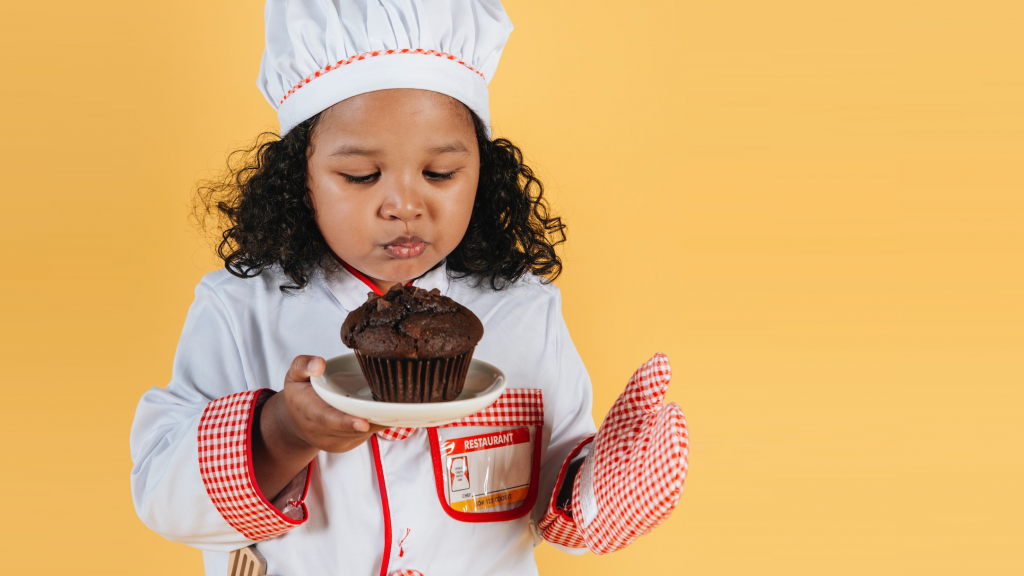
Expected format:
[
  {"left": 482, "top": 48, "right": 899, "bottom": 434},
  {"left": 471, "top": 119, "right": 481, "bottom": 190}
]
[{"left": 257, "top": 0, "right": 514, "bottom": 138}]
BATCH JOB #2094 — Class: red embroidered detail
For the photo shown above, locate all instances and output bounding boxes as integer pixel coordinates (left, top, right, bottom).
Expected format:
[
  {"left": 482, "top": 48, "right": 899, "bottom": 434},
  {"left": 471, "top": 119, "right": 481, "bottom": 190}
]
[
  {"left": 398, "top": 528, "right": 411, "bottom": 557},
  {"left": 278, "top": 48, "right": 486, "bottom": 105}
]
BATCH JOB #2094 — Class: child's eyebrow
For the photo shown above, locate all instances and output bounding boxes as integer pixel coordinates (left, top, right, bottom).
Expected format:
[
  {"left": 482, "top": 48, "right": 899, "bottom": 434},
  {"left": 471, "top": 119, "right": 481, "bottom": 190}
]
[
  {"left": 329, "top": 144, "right": 379, "bottom": 157},
  {"left": 328, "top": 142, "right": 469, "bottom": 157},
  {"left": 426, "top": 142, "right": 470, "bottom": 155}
]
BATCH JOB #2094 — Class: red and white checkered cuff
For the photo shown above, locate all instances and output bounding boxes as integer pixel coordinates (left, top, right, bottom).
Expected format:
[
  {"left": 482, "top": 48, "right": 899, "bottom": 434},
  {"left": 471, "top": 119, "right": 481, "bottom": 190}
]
[
  {"left": 198, "top": 389, "right": 310, "bottom": 541},
  {"left": 538, "top": 435, "right": 595, "bottom": 548}
]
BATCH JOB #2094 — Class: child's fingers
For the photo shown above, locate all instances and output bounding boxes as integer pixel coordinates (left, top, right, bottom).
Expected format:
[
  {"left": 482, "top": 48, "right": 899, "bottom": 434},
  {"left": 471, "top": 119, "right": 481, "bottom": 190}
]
[
  {"left": 313, "top": 407, "right": 374, "bottom": 434},
  {"left": 312, "top": 414, "right": 389, "bottom": 453},
  {"left": 290, "top": 380, "right": 381, "bottom": 435},
  {"left": 283, "top": 357, "right": 386, "bottom": 450},
  {"left": 286, "top": 355, "right": 325, "bottom": 383},
  {"left": 322, "top": 413, "right": 386, "bottom": 436},
  {"left": 313, "top": 410, "right": 388, "bottom": 442}
]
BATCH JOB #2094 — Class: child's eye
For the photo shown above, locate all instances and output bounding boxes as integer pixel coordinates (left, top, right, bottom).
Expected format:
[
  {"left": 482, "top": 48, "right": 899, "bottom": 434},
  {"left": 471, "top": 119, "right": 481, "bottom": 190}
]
[
  {"left": 341, "top": 172, "right": 380, "bottom": 184},
  {"left": 424, "top": 170, "right": 456, "bottom": 181}
]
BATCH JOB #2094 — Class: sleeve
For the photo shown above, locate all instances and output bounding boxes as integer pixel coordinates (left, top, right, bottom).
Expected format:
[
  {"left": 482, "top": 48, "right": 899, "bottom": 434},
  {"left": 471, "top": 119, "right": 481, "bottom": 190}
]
[
  {"left": 129, "top": 279, "right": 310, "bottom": 551},
  {"left": 530, "top": 287, "right": 598, "bottom": 553}
]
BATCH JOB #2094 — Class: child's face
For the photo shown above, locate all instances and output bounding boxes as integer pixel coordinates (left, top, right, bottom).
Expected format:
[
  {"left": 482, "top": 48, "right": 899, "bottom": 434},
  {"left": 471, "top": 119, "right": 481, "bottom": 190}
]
[{"left": 306, "top": 88, "right": 480, "bottom": 290}]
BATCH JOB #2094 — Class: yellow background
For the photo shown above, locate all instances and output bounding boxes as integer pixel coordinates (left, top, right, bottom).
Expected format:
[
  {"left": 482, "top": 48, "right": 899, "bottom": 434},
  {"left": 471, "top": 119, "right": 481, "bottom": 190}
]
[{"left": 1, "top": 0, "right": 1021, "bottom": 574}]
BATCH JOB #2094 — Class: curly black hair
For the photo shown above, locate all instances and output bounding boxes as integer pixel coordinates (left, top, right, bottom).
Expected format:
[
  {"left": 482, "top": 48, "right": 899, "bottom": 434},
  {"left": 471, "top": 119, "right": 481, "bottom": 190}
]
[{"left": 194, "top": 106, "right": 567, "bottom": 293}]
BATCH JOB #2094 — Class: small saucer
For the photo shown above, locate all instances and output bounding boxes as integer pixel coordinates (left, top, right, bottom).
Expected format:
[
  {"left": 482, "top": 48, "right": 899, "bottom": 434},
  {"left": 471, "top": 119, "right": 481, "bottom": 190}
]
[{"left": 311, "top": 353, "right": 506, "bottom": 427}]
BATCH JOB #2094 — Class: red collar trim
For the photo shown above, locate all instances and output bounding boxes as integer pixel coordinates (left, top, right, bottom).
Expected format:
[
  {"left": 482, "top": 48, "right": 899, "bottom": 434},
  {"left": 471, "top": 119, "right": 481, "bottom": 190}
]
[
  {"left": 335, "top": 256, "right": 383, "bottom": 296},
  {"left": 333, "top": 254, "right": 413, "bottom": 297}
]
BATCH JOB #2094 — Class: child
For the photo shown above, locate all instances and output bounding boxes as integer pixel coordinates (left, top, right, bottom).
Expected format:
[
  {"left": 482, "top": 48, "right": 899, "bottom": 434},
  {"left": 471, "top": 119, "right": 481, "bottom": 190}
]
[{"left": 130, "top": 1, "right": 688, "bottom": 575}]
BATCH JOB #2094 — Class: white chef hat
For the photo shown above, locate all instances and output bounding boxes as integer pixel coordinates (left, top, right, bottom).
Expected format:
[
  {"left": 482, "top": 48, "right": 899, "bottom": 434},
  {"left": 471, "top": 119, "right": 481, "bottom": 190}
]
[{"left": 257, "top": 0, "right": 514, "bottom": 138}]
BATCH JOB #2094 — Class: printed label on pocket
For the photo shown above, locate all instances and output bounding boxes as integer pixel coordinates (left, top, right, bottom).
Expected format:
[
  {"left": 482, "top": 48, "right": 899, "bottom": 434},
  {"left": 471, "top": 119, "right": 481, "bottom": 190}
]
[{"left": 442, "top": 427, "right": 532, "bottom": 513}]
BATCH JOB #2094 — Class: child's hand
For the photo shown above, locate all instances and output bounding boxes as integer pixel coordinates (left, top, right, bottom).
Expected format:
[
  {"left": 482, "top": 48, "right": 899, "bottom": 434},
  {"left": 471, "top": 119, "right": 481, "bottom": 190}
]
[
  {"left": 275, "top": 355, "right": 387, "bottom": 453},
  {"left": 252, "top": 355, "right": 386, "bottom": 500}
]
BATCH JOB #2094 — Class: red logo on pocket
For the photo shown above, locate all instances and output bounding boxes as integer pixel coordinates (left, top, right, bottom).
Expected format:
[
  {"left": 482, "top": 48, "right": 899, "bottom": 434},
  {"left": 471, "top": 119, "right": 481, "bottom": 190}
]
[
  {"left": 449, "top": 456, "right": 470, "bottom": 491},
  {"left": 446, "top": 428, "right": 530, "bottom": 455}
]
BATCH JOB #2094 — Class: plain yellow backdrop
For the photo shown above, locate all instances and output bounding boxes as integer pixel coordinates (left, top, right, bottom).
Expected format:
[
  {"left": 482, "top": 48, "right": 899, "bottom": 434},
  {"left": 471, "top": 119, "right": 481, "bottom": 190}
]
[{"left": 1, "top": 0, "right": 1022, "bottom": 574}]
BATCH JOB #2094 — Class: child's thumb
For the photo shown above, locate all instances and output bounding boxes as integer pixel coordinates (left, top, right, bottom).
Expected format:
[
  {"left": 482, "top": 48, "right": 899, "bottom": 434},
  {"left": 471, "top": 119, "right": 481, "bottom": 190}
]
[{"left": 286, "top": 355, "right": 324, "bottom": 383}]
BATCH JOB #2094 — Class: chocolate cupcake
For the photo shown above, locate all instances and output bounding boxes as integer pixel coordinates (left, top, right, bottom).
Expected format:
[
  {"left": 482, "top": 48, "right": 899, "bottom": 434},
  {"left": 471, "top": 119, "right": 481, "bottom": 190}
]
[{"left": 341, "top": 284, "right": 484, "bottom": 403}]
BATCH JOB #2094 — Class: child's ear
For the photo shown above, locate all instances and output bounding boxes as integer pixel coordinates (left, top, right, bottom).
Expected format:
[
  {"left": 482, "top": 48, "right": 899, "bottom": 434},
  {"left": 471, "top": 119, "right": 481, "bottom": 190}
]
[
  {"left": 304, "top": 188, "right": 317, "bottom": 213},
  {"left": 303, "top": 163, "right": 317, "bottom": 212}
]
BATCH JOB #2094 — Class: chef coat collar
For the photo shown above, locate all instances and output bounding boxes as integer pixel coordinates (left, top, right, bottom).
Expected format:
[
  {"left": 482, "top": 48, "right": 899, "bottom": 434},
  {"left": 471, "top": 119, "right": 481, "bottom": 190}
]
[{"left": 320, "top": 257, "right": 452, "bottom": 312}]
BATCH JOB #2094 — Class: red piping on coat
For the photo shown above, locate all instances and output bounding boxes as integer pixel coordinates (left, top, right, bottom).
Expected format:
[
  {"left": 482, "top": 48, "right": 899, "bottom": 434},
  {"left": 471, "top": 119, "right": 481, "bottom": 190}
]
[
  {"left": 371, "top": 436, "right": 392, "bottom": 576},
  {"left": 334, "top": 255, "right": 413, "bottom": 296}
]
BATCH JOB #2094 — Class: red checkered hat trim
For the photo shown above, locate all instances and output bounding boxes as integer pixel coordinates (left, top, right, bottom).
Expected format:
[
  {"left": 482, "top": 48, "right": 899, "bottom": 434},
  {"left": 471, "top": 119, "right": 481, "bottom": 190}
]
[
  {"left": 279, "top": 48, "right": 486, "bottom": 105},
  {"left": 388, "top": 571, "right": 424, "bottom": 576},
  {"left": 198, "top": 390, "right": 308, "bottom": 541},
  {"left": 378, "top": 388, "right": 543, "bottom": 441}
]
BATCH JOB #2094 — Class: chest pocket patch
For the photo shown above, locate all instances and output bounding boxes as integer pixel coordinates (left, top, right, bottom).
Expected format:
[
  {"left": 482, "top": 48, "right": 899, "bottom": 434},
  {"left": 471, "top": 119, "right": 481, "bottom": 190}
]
[{"left": 428, "top": 388, "right": 544, "bottom": 522}]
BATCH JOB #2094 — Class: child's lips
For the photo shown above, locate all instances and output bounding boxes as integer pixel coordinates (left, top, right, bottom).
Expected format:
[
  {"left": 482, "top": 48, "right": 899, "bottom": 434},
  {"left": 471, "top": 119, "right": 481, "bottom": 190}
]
[{"left": 383, "top": 240, "right": 426, "bottom": 259}]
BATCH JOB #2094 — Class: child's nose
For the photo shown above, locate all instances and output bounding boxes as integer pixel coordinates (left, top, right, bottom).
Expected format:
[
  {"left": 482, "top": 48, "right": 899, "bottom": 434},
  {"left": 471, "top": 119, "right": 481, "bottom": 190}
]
[{"left": 380, "top": 180, "right": 425, "bottom": 222}]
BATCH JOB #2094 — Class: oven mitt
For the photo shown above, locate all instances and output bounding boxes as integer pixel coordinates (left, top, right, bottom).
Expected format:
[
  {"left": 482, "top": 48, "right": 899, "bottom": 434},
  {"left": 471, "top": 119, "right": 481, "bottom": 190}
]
[{"left": 571, "top": 353, "right": 689, "bottom": 554}]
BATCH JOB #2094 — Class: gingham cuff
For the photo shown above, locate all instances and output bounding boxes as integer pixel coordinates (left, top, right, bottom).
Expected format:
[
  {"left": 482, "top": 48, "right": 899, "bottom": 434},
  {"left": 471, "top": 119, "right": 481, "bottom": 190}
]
[
  {"left": 198, "top": 389, "right": 310, "bottom": 541},
  {"left": 537, "top": 435, "right": 595, "bottom": 549}
]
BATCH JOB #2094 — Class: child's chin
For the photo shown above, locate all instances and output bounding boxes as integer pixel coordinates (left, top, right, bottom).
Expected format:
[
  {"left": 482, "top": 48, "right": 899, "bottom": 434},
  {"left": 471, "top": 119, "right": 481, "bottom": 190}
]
[{"left": 374, "top": 255, "right": 440, "bottom": 281}]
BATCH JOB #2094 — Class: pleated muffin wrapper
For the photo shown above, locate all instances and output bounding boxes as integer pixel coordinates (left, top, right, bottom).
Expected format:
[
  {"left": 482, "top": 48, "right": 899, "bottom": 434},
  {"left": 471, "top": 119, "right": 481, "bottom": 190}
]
[{"left": 354, "top": 350, "right": 474, "bottom": 403}]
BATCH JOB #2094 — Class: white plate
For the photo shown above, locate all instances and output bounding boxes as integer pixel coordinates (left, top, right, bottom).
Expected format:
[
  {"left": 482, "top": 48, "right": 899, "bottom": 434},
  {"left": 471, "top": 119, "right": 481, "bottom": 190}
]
[{"left": 311, "top": 353, "right": 507, "bottom": 427}]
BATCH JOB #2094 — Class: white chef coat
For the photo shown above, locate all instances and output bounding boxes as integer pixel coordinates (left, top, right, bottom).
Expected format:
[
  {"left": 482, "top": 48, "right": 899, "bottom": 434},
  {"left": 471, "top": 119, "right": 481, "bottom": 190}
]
[{"left": 130, "top": 261, "right": 596, "bottom": 576}]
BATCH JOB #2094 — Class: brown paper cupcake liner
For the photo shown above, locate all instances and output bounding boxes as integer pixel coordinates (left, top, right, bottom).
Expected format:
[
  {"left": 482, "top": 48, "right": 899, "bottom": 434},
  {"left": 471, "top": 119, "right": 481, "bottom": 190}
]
[{"left": 354, "top": 350, "right": 474, "bottom": 403}]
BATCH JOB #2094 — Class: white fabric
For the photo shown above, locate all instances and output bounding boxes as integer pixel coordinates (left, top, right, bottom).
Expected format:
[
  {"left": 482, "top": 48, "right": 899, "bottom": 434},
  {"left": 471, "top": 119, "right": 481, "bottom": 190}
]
[
  {"left": 130, "top": 262, "right": 596, "bottom": 576},
  {"left": 257, "top": 0, "right": 514, "bottom": 136}
]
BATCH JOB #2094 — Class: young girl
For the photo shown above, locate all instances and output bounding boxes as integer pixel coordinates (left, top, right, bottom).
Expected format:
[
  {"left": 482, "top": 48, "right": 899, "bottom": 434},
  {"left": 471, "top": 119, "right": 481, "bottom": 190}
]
[{"left": 130, "top": 1, "right": 688, "bottom": 575}]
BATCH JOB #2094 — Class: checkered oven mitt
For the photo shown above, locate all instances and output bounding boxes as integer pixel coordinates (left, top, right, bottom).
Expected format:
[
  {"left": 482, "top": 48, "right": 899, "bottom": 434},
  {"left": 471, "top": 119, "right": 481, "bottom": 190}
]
[{"left": 571, "top": 353, "right": 688, "bottom": 554}]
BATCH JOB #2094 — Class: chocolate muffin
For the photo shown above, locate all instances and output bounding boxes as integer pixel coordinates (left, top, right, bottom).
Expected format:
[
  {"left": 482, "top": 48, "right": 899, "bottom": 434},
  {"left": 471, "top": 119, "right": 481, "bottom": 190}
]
[{"left": 341, "top": 284, "right": 484, "bottom": 402}]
